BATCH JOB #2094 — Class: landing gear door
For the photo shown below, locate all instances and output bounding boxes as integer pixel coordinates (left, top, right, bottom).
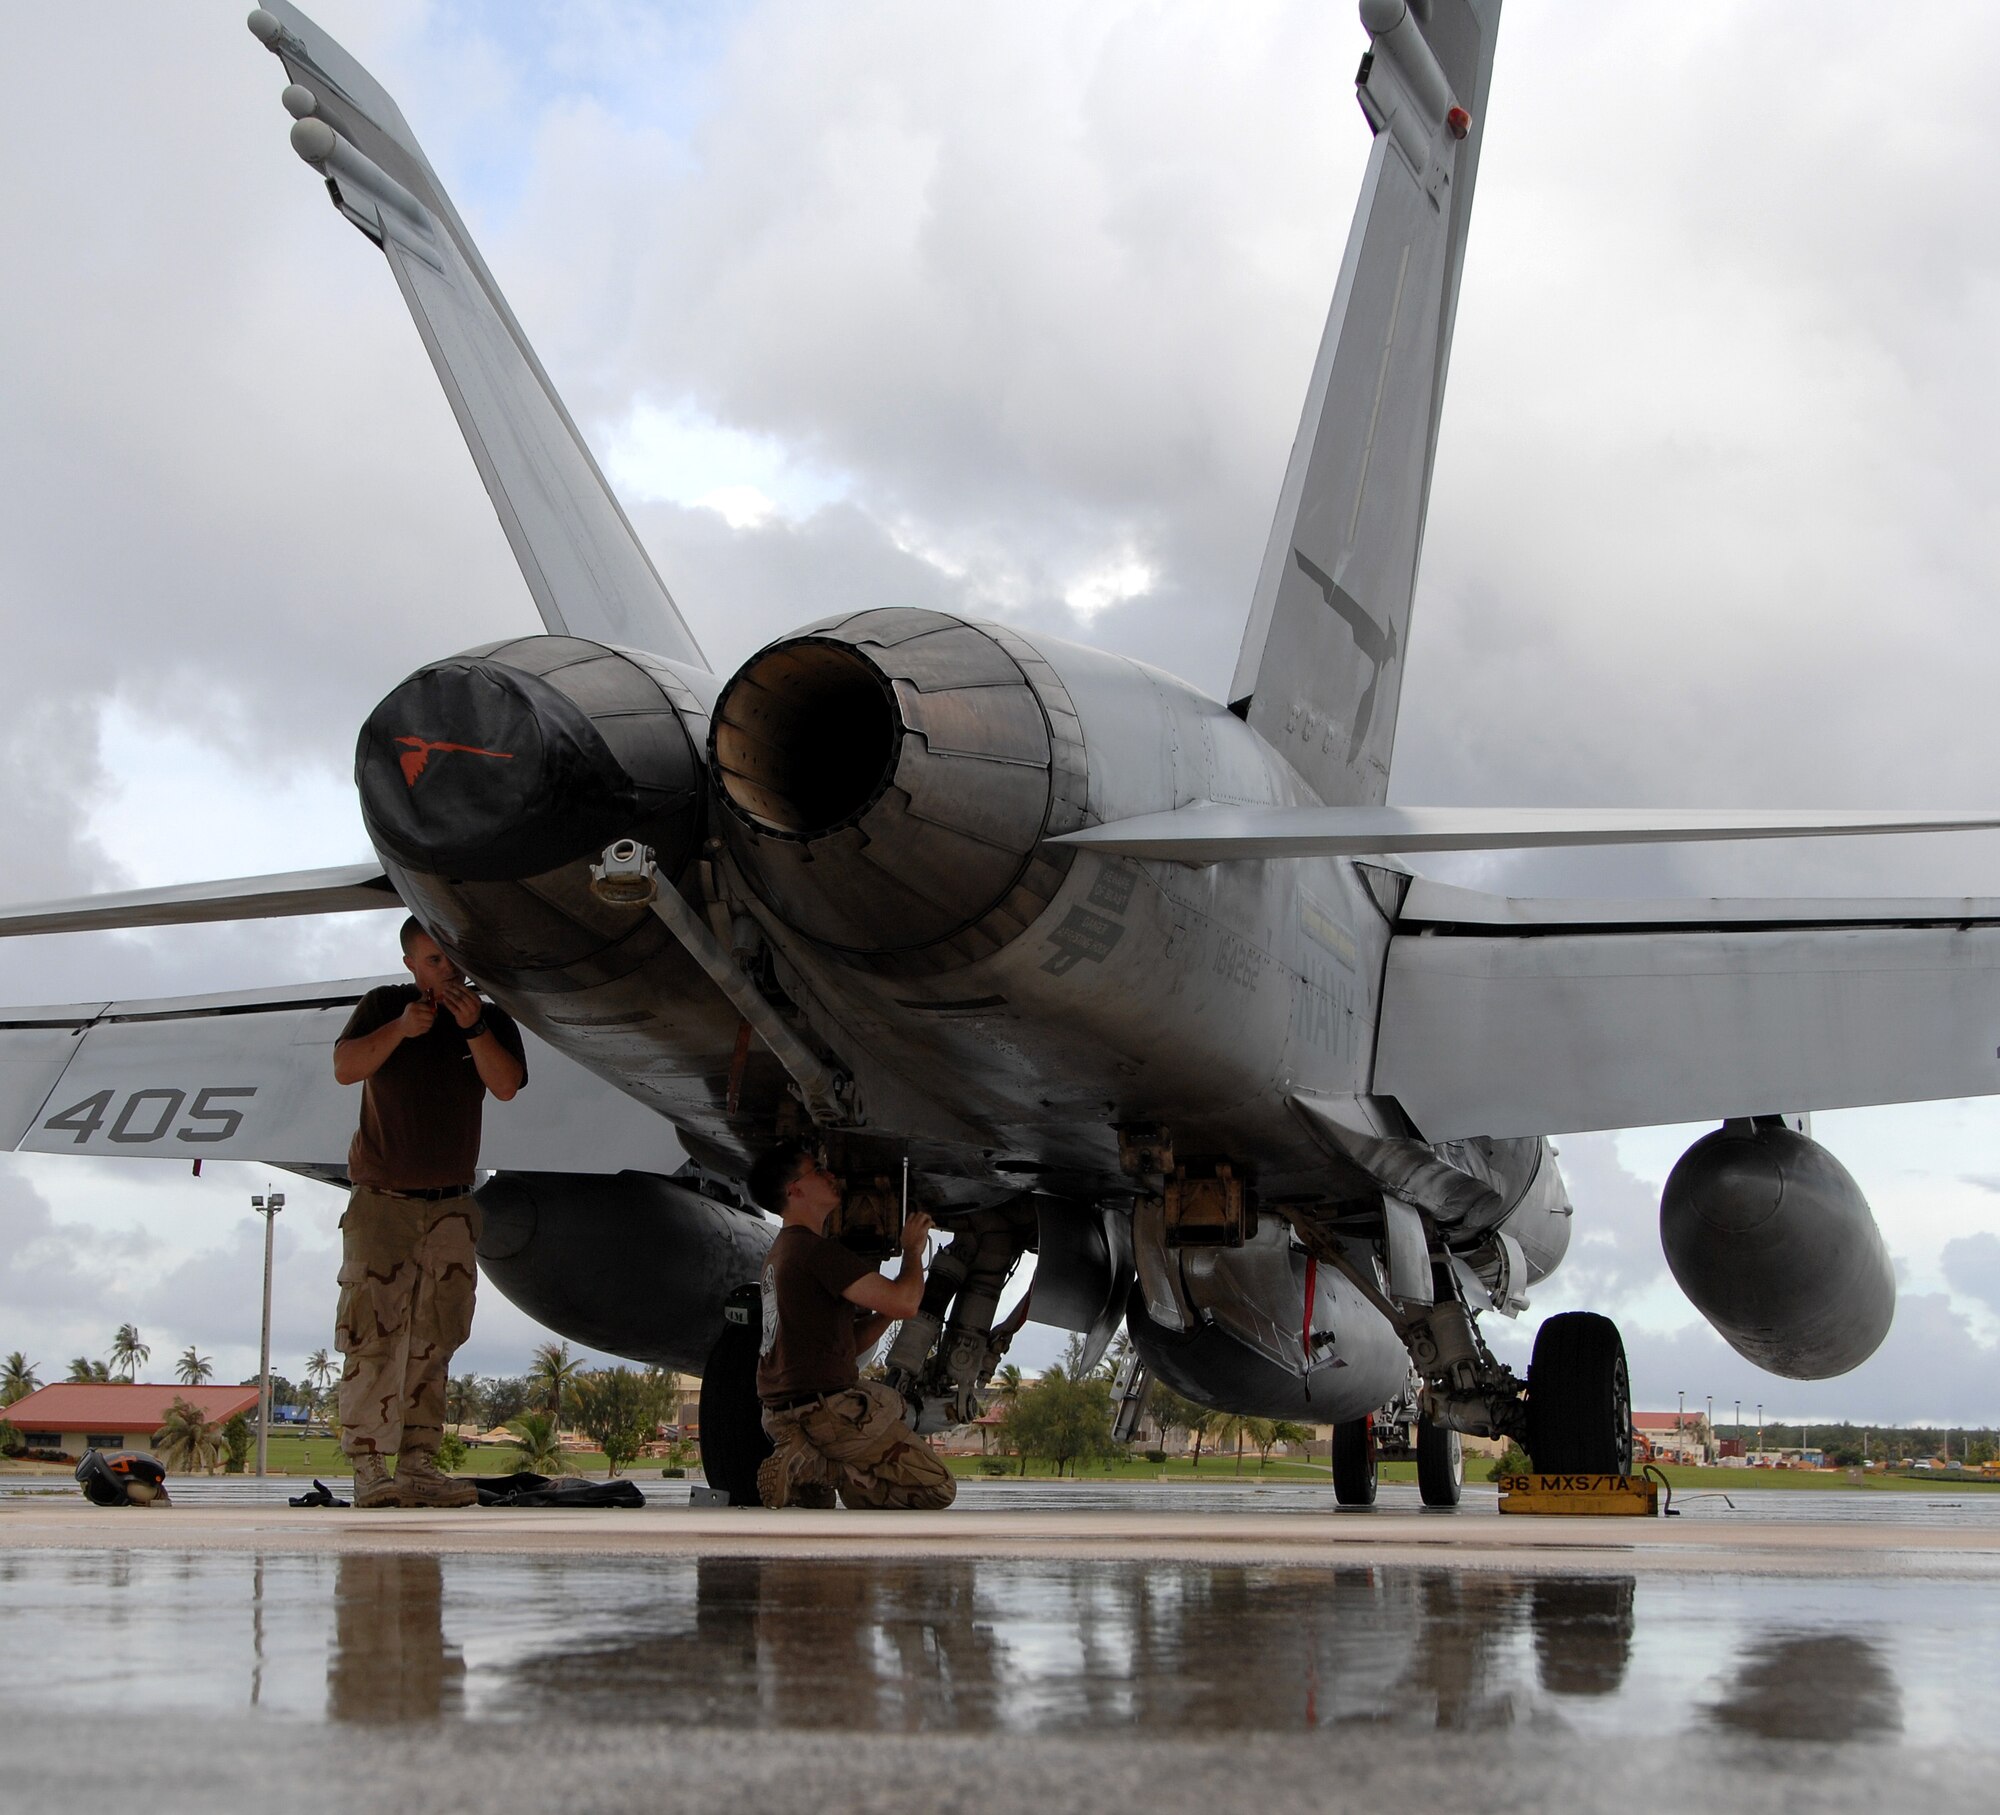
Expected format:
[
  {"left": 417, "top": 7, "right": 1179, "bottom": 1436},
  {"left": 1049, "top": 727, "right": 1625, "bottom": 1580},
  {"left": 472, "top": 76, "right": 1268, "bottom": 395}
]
[{"left": 1032, "top": 1199, "right": 1136, "bottom": 1372}]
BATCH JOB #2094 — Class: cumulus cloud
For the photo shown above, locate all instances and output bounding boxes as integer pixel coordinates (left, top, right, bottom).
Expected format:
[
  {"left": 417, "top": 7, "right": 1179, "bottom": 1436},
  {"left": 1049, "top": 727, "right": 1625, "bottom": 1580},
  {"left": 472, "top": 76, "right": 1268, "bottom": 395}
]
[
  {"left": 1941, "top": 1232, "right": 2000, "bottom": 1321},
  {"left": 4, "top": 3, "right": 2000, "bottom": 1398},
  {"left": 1485, "top": 1135, "right": 2000, "bottom": 1427}
]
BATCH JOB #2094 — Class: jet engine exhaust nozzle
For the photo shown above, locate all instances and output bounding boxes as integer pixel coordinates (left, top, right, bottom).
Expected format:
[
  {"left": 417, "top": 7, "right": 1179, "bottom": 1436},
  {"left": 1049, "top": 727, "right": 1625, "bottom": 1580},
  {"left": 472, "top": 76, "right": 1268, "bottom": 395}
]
[
  {"left": 1660, "top": 1122, "right": 1895, "bottom": 1380},
  {"left": 356, "top": 634, "right": 705, "bottom": 884},
  {"left": 709, "top": 609, "right": 1087, "bottom": 974}
]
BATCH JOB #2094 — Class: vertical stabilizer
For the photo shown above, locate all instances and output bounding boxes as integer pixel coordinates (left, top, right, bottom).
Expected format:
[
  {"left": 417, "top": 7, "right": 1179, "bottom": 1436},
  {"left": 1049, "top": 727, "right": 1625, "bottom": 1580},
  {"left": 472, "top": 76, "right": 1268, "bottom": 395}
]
[{"left": 1229, "top": 0, "right": 1499, "bottom": 805}]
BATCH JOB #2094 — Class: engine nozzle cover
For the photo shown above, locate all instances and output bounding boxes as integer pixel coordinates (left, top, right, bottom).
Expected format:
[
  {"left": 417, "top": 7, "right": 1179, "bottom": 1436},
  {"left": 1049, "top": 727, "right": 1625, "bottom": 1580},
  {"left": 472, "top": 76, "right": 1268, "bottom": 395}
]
[{"left": 357, "top": 636, "right": 704, "bottom": 883}]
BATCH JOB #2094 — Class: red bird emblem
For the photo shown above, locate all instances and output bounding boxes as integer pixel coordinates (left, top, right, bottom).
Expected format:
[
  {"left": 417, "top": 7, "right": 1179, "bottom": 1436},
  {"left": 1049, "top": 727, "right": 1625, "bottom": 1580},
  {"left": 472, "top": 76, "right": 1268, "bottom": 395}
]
[{"left": 394, "top": 736, "right": 516, "bottom": 788}]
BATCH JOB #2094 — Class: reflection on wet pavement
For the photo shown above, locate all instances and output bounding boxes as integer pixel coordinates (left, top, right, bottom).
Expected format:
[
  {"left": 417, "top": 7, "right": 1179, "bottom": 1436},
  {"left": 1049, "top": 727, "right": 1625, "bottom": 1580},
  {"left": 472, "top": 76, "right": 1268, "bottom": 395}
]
[
  {"left": 330, "top": 1555, "right": 464, "bottom": 1723},
  {"left": 3, "top": 1547, "right": 1998, "bottom": 1751},
  {"left": 1705, "top": 1632, "right": 1902, "bottom": 1743}
]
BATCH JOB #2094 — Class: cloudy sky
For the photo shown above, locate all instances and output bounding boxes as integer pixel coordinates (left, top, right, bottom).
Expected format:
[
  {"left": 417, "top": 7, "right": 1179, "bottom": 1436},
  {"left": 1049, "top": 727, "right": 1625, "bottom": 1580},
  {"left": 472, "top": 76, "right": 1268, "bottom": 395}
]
[{"left": 3, "top": 1, "right": 1999, "bottom": 1426}]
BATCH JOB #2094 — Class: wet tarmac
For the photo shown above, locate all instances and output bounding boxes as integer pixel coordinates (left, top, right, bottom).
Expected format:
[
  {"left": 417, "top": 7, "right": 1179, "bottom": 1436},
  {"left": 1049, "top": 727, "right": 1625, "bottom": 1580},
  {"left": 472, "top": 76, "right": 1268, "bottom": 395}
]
[{"left": 2, "top": 1482, "right": 1998, "bottom": 1811}]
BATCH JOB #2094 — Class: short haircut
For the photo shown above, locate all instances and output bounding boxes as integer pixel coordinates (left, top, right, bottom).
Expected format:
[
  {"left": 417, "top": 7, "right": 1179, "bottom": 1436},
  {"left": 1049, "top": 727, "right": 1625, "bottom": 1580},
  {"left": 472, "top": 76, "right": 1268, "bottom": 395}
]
[
  {"left": 747, "top": 1142, "right": 812, "bottom": 1213},
  {"left": 398, "top": 915, "right": 428, "bottom": 956}
]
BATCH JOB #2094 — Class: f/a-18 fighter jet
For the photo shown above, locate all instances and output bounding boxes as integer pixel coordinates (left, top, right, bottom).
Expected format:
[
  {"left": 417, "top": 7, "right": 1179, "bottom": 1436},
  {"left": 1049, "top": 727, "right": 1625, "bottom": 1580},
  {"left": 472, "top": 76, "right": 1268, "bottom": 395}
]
[{"left": 6, "top": 0, "right": 1999, "bottom": 1506}]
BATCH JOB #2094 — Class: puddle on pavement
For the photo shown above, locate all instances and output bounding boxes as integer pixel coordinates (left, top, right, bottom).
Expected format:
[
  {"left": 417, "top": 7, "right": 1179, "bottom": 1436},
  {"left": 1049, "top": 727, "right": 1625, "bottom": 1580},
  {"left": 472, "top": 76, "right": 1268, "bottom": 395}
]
[{"left": 0, "top": 1549, "right": 1995, "bottom": 1745}]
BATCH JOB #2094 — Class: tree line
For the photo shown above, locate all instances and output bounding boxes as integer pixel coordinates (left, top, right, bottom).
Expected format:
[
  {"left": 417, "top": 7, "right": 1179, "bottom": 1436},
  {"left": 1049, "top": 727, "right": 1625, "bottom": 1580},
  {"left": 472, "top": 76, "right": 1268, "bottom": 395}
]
[{"left": 984, "top": 1335, "right": 1315, "bottom": 1476}]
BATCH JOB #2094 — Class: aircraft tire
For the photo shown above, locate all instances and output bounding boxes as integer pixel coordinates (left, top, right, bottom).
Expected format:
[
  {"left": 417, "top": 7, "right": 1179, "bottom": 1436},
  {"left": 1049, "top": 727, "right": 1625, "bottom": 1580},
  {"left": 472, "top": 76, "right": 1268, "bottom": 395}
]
[
  {"left": 697, "top": 1321, "right": 773, "bottom": 1506},
  {"left": 1526, "top": 1311, "right": 1633, "bottom": 1476},
  {"left": 1331, "top": 1417, "right": 1377, "bottom": 1506},
  {"left": 1415, "top": 1418, "right": 1463, "bottom": 1508}
]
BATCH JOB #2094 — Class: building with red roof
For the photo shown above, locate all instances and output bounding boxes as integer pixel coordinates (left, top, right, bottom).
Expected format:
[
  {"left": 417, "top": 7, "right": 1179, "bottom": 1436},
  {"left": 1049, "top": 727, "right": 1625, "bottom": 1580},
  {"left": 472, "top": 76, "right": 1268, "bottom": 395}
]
[
  {"left": 3, "top": 1383, "right": 261, "bottom": 1459},
  {"left": 1632, "top": 1410, "right": 1709, "bottom": 1463}
]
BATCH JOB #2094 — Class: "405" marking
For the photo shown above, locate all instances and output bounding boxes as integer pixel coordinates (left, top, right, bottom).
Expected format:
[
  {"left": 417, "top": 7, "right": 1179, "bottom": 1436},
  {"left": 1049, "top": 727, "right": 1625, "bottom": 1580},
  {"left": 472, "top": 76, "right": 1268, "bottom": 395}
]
[{"left": 41, "top": 1086, "right": 258, "bottom": 1146}]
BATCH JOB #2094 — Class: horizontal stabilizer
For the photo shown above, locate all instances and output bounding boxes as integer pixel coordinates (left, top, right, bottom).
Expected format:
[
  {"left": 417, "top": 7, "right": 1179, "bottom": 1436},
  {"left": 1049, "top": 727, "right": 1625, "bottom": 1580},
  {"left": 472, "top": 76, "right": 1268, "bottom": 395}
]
[
  {"left": 1398, "top": 877, "right": 2000, "bottom": 934},
  {"left": 1051, "top": 804, "right": 2000, "bottom": 862},
  {"left": 0, "top": 865, "right": 398, "bottom": 938},
  {"left": 1377, "top": 913, "right": 2000, "bottom": 1140},
  {"left": 0, "top": 976, "right": 677, "bottom": 1173}
]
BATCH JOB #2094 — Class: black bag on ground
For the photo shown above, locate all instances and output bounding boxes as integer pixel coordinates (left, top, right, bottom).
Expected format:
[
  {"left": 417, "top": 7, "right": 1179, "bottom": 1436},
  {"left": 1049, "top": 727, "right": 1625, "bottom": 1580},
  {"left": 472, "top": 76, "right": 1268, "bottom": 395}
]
[{"left": 469, "top": 1471, "right": 647, "bottom": 1508}]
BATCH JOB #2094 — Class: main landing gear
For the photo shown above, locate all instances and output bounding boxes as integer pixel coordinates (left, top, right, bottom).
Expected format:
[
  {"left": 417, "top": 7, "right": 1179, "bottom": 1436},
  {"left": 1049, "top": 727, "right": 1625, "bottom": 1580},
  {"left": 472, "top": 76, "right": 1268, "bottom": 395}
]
[
  {"left": 697, "top": 1284, "right": 773, "bottom": 1506},
  {"left": 1331, "top": 1414, "right": 1465, "bottom": 1509},
  {"left": 1526, "top": 1311, "right": 1633, "bottom": 1476},
  {"left": 1415, "top": 1417, "right": 1463, "bottom": 1508},
  {"left": 1331, "top": 1417, "right": 1377, "bottom": 1507}
]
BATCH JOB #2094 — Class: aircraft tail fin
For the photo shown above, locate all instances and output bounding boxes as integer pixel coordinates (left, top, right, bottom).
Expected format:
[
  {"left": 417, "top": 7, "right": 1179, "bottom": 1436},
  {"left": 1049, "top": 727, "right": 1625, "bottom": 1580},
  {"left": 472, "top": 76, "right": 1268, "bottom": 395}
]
[
  {"left": 246, "top": 5, "right": 707, "bottom": 667},
  {"left": 1228, "top": 0, "right": 1500, "bottom": 805}
]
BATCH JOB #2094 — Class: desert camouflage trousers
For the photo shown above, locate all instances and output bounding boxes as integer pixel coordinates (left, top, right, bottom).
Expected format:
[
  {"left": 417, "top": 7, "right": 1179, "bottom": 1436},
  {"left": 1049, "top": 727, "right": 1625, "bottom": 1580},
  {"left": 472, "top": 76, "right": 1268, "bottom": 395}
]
[
  {"left": 335, "top": 1187, "right": 479, "bottom": 1462},
  {"left": 759, "top": 1379, "right": 957, "bottom": 1510}
]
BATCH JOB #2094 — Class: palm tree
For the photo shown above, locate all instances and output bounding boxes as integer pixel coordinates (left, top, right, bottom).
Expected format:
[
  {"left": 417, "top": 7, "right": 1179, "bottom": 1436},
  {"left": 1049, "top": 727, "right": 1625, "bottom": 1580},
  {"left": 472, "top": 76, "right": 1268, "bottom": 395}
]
[
  {"left": 303, "top": 1348, "right": 337, "bottom": 1420},
  {"left": 1209, "top": 1411, "right": 1252, "bottom": 1475},
  {"left": 67, "top": 1356, "right": 111, "bottom": 1383},
  {"left": 1, "top": 1352, "right": 38, "bottom": 1406},
  {"left": 153, "top": 1397, "right": 226, "bottom": 1474},
  {"left": 109, "top": 1323, "right": 149, "bottom": 1382},
  {"left": 529, "top": 1341, "right": 583, "bottom": 1429},
  {"left": 446, "top": 1373, "right": 482, "bottom": 1431},
  {"left": 175, "top": 1347, "right": 213, "bottom": 1386},
  {"left": 504, "top": 1409, "right": 574, "bottom": 1476}
]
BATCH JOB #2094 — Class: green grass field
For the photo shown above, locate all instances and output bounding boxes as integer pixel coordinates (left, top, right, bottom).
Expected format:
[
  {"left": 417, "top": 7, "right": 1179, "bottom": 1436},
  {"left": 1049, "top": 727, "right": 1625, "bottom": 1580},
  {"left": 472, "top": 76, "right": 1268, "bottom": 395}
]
[
  {"left": 1639, "top": 1462, "right": 2000, "bottom": 1493},
  {"left": 947, "top": 1452, "right": 1340, "bottom": 1482},
  {"left": 10, "top": 1436, "right": 1994, "bottom": 1492}
]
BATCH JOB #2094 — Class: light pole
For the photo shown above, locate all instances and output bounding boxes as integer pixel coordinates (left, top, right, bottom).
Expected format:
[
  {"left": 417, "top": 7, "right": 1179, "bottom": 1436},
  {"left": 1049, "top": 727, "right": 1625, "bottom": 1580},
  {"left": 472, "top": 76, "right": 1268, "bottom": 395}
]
[
  {"left": 251, "top": 1188, "right": 285, "bottom": 1477},
  {"left": 1756, "top": 1402, "right": 1763, "bottom": 1460},
  {"left": 1678, "top": 1389, "right": 1686, "bottom": 1462},
  {"left": 1706, "top": 1395, "right": 1713, "bottom": 1465}
]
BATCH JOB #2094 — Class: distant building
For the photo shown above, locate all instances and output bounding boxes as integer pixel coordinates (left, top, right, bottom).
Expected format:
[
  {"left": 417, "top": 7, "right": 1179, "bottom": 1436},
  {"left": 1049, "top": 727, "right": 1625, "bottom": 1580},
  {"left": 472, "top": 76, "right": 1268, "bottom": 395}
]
[
  {"left": 2, "top": 1383, "right": 261, "bottom": 1458},
  {"left": 1633, "top": 1411, "right": 1710, "bottom": 1464}
]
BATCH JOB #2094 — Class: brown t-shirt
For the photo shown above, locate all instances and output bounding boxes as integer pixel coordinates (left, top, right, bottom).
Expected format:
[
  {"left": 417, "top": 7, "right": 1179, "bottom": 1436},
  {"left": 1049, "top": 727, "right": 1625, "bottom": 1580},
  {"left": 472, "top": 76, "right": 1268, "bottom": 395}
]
[
  {"left": 337, "top": 984, "right": 527, "bottom": 1189},
  {"left": 756, "top": 1224, "right": 876, "bottom": 1403}
]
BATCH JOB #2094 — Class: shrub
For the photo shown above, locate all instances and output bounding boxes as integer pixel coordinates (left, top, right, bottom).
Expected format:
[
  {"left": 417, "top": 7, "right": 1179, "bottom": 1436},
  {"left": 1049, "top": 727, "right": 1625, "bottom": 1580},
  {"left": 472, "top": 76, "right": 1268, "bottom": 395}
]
[
  {"left": 1143, "top": 1449, "right": 1167, "bottom": 1464},
  {"left": 976, "top": 1459, "right": 1010, "bottom": 1476},
  {"left": 222, "top": 1413, "right": 252, "bottom": 1475},
  {"left": 0, "top": 1419, "right": 20, "bottom": 1458},
  {"left": 436, "top": 1430, "right": 469, "bottom": 1472},
  {"left": 1486, "top": 1442, "right": 1531, "bottom": 1482},
  {"left": 660, "top": 1465, "right": 686, "bottom": 1479}
]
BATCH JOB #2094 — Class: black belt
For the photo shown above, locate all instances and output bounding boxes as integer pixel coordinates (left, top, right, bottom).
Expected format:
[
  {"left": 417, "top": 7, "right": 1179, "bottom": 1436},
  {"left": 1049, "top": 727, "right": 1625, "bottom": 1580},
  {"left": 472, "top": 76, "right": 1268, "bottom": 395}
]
[{"left": 371, "top": 1184, "right": 473, "bottom": 1201}]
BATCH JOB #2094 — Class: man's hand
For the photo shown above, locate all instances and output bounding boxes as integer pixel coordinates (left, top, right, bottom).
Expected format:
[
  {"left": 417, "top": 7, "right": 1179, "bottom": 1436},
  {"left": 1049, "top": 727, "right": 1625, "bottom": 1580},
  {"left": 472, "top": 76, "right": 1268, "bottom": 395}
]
[
  {"left": 397, "top": 996, "right": 438, "bottom": 1039},
  {"left": 845, "top": 1209, "right": 936, "bottom": 1324},
  {"left": 433, "top": 981, "right": 484, "bottom": 1030}
]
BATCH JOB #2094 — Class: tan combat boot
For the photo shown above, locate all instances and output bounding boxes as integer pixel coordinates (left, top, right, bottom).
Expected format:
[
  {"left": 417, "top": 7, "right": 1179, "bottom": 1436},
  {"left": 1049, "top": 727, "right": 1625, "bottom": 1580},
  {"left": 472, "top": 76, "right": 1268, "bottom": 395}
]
[
  {"left": 352, "top": 1452, "right": 401, "bottom": 1509},
  {"left": 394, "top": 1450, "right": 478, "bottom": 1508},
  {"left": 757, "top": 1443, "right": 837, "bottom": 1509}
]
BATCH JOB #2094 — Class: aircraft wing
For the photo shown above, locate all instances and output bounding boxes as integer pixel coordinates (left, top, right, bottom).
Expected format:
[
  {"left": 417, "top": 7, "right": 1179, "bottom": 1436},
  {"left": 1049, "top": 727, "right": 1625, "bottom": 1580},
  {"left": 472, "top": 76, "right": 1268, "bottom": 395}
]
[
  {"left": 1375, "top": 878, "right": 2000, "bottom": 1140},
  {"left": 0, "top": 976, "right": 681, "bottom": 1177},
  {"left": 0, "top": 864, "right": 397, "bottom": 937},
  {"left": 246, "top": 4, "right": 705, "bottom": 664},
  {"left": 1053, "top": 803, "right": 2000, "bottom": 860}
]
